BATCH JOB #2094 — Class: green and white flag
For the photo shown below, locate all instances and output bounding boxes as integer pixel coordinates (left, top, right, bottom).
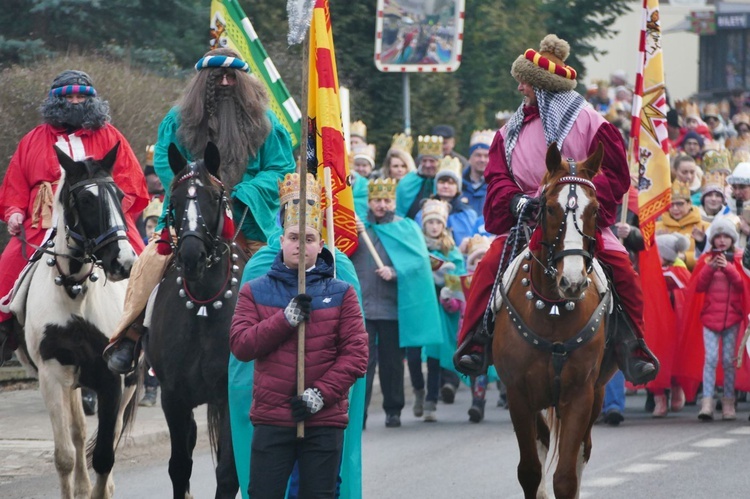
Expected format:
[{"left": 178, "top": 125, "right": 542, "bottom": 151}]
[{"left": 210, "top": 0, "right": 302, "bottom": 147}]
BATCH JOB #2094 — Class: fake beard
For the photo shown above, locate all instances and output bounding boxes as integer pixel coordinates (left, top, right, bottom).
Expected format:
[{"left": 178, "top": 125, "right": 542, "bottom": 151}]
[{"left": 40, "top": 97, "right": 110, "bottom": 130}]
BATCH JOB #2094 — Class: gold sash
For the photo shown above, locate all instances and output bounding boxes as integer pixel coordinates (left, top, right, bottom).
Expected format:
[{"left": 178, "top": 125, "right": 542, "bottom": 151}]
[{"left": 30, "top": 181, "right": 58, "bottom": 229}]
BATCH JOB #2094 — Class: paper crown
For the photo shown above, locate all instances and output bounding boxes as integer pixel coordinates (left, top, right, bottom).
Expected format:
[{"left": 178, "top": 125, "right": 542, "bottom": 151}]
[
  {"left": 352, "top": 144, "right": 376, "bottom": 167},
  {"left": 350, "top": 120, "right": 367, "bottom": 139},
  {"left": 703, "top": 149, "right": 732, "bottom": 175},
  {"left": 470, "top": 129, "right": 494, "bottom": 148},
  {"left": 145, "top": 145, "right": 155, "bottom": 167},
  {"left": 671, "top": 180, "right": 692, "bottom": 201},
  {"left": 417, "top": 135, "right": 443, "bottom": 158},
  {"left": 368, "top": 178, "right": 397, "bottom": 200},
  {"left": 421, "top": 198, "right": 450, "bottom": 226},
  {"left": 435, "top": 156, "right": 463, "bottom": 189},
  {"left": 278, "top": 173, "right": 323, "bottom": 232},
  {"left": 733, "top": 113, "right": 750, "bottom": 128},
  {"left": 462, "top": 234, "right": 492, "bottom": 269},
  {"left": 732, "top": 148, "right": 750, "bottom": 167},
  {"left": 703, "top": 103, "right": 721, "bottom": 120},
  {"left": 142, "top": 197, "right": 163, "bottom": 220},
  {"left": 390, "top": 133, "right": 414, "bottom": 155}
]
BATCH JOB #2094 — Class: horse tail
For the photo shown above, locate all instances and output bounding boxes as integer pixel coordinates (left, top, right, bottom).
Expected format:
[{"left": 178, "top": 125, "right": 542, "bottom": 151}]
[{"left": 207, "top": 401, "right": 224, "bottom": 458}]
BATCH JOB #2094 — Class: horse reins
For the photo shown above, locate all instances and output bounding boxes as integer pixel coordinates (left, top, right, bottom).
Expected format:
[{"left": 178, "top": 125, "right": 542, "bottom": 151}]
[{"left": 496, "top": 159, "right": 610, "bottom": 410}]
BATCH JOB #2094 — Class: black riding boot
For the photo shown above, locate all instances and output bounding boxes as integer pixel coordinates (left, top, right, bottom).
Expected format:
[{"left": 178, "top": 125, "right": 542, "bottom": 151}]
[
  {"left": 614, "top": 331, "right": 659, "bottom": 386},
  {"left": 454, "top": 323, "right": 494, "bottom": 377}
]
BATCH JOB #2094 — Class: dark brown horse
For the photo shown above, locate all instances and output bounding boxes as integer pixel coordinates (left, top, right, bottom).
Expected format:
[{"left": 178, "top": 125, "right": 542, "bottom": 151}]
[{"left": 492, "top": 143, "right": 617, "bottom": 499}]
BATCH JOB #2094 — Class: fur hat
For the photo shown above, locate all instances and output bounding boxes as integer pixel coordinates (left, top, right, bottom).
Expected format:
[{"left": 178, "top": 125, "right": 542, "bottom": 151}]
[
  {"left": 511, "top": 35, "right": 577, "bottom": 93},
  {"left": 707, "top": 216, "right": 739, "bottom": 245},
  {"left": 655, "top": 233, "right": 689, "bottom": 264}
]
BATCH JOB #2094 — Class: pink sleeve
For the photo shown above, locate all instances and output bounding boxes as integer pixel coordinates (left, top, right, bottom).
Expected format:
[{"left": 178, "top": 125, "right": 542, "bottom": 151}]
[
  {"left": 484, "top": 132, "right": 523, "bottom": 235},
  {"left": 588, "top": 122, "right": 630, "bottom": 229},
  {"left": 229, "top": 284, "right": 296, "bottom": 361}
]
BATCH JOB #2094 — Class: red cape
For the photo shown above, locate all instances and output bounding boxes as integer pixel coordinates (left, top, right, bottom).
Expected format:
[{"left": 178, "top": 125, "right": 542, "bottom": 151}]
[{"left": 673, "top": 253, "right": 750, "bottom": 399}]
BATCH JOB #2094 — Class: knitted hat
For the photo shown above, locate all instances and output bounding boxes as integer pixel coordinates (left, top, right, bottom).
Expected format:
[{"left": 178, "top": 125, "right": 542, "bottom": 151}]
[
  {"left": 49, "top": 70, "right": 97, "bottom": 98},
  {"left": 727, "top": 162, "right": 750, "bottom": 186},
  {"left": 707, "top": 216, "right": 739, "bottom": 245},
  {"left": 655, "top": 233, "right": 689, "bottom": 263},
  {"left": 511, "top": 34, "right": 577, "bottom": 93},
  {"left": 435, "top": 156, "right": 463, "bottom": 192},
  {"left": 460, "top": 234, "right": 492, "bottom": 271},
  {"left": 421, "top": 199, "right": 450, "bottom": 226},
  {"left": 681, "top": 130, "right": 704, "bottom": 149}
]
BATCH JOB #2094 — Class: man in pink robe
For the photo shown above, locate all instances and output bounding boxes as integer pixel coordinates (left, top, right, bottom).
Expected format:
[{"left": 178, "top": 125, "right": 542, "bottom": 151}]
[
  {"left": 0, "top": 70, "right": 148, "bottom": 359},
  {"left": 454, "top": 35, "right": 658, "bottom": 386}
]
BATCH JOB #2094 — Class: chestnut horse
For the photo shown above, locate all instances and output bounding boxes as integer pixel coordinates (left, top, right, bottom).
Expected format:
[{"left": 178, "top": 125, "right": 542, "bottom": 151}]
[{"left": 492, "top": 143, "right": 617, "bottom": 499}]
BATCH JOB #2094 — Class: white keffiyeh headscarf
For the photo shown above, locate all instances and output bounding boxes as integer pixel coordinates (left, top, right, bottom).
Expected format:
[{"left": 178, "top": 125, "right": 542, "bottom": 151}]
[{"left": 503, "top": 88, "right": 587, "bottom": 177}]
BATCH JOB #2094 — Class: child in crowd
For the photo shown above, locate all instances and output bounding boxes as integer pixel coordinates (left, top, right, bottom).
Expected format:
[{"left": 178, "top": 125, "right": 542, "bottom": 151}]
[
  {"left": 229, "top": 173, "right": 368, "bottom": 497},
  {"left": 686, "top": 219, "right": 748, "bottom": 421},
  {"left": 458, "top": 234, "right": 493, "bottom": 422},
  {"left": 410, "top": 199, "right": 465, "bottom": 422}
]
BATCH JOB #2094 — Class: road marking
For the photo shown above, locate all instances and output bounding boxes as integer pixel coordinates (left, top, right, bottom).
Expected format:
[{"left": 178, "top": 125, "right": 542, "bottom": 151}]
[
  {"left": 621, "top": 462, "right": 667, "bottom": 473},
  {"left": 655, "top": 451, "right": 699, "bottom": 461},
  {"left": 585, "top": 477, "right": 627, "bottom": 487},
  {"left": 691, "top": 438, "right": 734, "bottom": 448},
  {"left": 727, "top": 426, "right": 750, "bottom": 435}
]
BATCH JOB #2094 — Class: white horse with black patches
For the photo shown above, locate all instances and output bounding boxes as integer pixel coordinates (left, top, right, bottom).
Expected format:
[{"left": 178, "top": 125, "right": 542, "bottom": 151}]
[{"left": 11, "top": 143, "right": 138, "bottom": 499}]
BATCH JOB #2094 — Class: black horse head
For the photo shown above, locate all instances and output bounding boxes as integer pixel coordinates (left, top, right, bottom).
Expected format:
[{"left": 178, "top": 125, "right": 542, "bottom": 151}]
[
  {"left": 54, "top": 143, "right": 135, "bottom": 281},
  {"left": 167, "top": 142, "right": 231, "bottom": 281}
]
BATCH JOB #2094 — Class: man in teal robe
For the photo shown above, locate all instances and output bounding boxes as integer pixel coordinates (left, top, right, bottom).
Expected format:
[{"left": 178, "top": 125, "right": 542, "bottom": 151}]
[{"left": 395, "top": 136, "right": 443, "bottom": 219}]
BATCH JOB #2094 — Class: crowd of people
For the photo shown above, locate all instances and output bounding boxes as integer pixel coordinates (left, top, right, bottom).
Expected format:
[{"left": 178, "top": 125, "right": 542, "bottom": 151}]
[{"left": 4, "top": 30, "right": 750, "bottom": 496}]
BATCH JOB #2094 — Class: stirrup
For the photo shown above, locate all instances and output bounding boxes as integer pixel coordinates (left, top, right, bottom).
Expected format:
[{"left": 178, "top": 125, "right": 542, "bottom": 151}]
[{"left": 616, "top": 338, "right": 659, "bottom": 386}]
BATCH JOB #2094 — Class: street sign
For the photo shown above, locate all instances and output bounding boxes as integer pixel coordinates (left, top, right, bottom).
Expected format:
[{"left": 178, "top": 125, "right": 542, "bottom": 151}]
[{"left": 374, "top": 0, "right": 465, "bottom": 73}]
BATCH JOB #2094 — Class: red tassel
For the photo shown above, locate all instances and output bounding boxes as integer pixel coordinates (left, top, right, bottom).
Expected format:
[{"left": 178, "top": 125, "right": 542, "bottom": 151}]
[
  {"left": 156, "top": 228, "right": 173, "bottom": 255},
  {"left": 221, "top": 212, "right": 235, "bottom": 240}
]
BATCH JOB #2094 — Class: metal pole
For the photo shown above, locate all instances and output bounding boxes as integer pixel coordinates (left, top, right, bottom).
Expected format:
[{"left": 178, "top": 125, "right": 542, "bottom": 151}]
[{"left": 403, "top": 72, "right": 411, "bottom": 136}]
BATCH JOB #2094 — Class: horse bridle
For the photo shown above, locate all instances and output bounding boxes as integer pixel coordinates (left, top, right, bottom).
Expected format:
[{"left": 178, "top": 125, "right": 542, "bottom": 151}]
[
  {"left": 538, "top": 159, "right": 598, "bottom": 279},
  {"left": 166, "top": 167, "right": 229, "bottom": 266},
  {"left": 64, "top": 177, "right": 129, "bottom": 256}
]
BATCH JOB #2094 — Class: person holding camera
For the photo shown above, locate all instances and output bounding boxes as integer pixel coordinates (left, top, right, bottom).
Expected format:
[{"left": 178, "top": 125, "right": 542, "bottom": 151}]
[{"left": 679, "top": 218, "right": 750, "bottom": 421}]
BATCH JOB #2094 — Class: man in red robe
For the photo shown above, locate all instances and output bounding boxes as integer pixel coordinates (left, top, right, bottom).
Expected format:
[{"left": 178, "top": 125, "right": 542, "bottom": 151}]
[{"left": 0, "top": 70, "right": 149, "bottom": 360}]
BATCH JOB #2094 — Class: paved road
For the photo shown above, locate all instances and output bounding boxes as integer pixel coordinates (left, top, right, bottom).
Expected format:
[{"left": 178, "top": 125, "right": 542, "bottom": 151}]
[{"left": 3, "top": 382, "right": 750, "bottom": 498}]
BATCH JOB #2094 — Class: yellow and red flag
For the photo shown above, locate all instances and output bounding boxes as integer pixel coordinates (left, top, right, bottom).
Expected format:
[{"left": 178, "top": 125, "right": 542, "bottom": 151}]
[
  {"left": 307, "top": 0, "right": 358, "bottom": 256},
  {"left": 630, "top": 0, "right": 671, "bottom": 244},
  {"left": 629, "top": 0, "right": 674, "bottom": 390}
]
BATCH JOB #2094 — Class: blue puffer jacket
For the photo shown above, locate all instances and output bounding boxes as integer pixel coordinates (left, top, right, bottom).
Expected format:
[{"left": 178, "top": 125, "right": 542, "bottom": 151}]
[{"left": 230, "top": 248, "right": 368, "bottom": 428}]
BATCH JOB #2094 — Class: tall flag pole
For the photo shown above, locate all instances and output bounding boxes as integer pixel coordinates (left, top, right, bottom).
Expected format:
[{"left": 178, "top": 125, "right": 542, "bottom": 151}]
[
  {"left": 629, "top": 0, "right": 671, "bottom": 244},
  {"left": 306, "top": 0, "right": 359, "bottom": 257},
  {"left": 630, "top": 0, "right": 673, "bottom": 391},
  {"left": 210, "top": 0, "right": 302, "bottom": 147}
]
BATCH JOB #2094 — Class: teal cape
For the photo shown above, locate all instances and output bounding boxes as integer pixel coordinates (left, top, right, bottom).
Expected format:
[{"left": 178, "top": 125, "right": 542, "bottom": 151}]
[
  {"left": 367, "top": 217, "right": 442, "bottom": 347},
  {"left": 153, "top": 108, "right": 296, "bottom": 242},
  {"left": 228, "top": 228, "right": 366, "bottom": 499},
  {"left": 395, "top": 170, "right": 433, "bottom": 218},
  {"left": 424, "top": 247, "right": 468, "bottom": 382},
  {"left": 351, "top": 172, "right": 369, "bottom": 221}
]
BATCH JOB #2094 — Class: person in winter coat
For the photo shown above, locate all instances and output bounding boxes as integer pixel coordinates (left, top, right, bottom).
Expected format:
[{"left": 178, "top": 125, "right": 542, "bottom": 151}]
[
  {"left": 229, "top": 172, "right": 368, "bottom": 499},
  {"left": 656, "top": 180, "right": 710, "bottom": 270},
  {"left": 692, "top": 219, "right": 747, "bottom": 421}
]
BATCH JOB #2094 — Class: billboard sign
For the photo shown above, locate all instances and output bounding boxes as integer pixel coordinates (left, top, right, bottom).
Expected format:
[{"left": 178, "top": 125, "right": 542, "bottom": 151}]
[{"left": 374, "top": 0, "right": 465, "bottom": 73}]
